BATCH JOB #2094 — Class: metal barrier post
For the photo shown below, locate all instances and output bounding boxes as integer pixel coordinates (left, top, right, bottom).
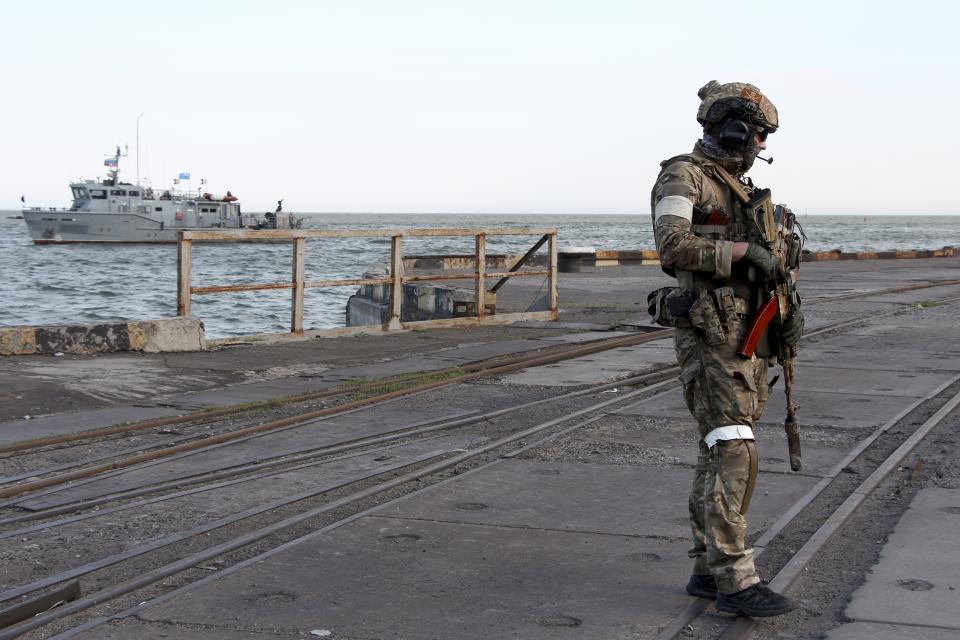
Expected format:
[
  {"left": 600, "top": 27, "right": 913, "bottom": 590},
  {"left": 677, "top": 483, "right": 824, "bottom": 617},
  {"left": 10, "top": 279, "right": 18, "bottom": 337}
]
[
  {"left": 548, "top": 231, "right": 558, "bottom": 320},
  {"left": 177, "top": 232, "right": 192, "bottom": 316},
  {"left": 475, "top": 233, "right": 486, "bottom": 318},
  {"left": 387, "top": 234, "right": 404, "bottom": 330},
  {"left": 291, "top": 237, "right": 305, "bottom": 334}
]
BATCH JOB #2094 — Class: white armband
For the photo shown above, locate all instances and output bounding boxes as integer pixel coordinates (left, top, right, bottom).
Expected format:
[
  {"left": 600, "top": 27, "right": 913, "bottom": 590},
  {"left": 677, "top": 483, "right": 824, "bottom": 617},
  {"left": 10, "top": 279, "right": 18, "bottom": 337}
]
[
  {"left": 703, "top": 425, "right": 755, "bottom": 448},
  {"left": 654, "top": 195, "right": 694, "bottom": 223}
]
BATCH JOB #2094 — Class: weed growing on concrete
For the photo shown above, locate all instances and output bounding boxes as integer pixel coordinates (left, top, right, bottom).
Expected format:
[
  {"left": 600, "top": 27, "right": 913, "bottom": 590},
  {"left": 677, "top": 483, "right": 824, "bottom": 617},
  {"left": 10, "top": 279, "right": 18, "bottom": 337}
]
[{"left": 349, "top": 370, "right": 467, "bottom": 399}]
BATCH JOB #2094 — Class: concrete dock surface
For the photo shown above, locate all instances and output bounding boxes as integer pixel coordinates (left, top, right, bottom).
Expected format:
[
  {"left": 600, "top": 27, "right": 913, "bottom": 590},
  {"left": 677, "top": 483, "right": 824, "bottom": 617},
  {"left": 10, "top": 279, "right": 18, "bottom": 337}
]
[{"left": 2, "top": 256, "right": 959, "bottom": 639}]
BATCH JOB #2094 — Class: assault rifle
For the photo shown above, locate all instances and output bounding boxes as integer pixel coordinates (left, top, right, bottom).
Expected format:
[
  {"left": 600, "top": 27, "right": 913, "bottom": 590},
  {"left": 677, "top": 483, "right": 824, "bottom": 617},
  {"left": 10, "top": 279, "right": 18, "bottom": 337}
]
[{"left": 736, "top": 189, "right": 804, "bottom": 472}]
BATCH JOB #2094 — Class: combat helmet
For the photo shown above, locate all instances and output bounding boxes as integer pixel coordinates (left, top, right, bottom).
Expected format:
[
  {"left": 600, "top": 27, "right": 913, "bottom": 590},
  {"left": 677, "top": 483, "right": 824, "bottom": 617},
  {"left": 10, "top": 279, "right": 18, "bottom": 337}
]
[{"left": 696, "top": 80, "right": 778, "bottom": 133}]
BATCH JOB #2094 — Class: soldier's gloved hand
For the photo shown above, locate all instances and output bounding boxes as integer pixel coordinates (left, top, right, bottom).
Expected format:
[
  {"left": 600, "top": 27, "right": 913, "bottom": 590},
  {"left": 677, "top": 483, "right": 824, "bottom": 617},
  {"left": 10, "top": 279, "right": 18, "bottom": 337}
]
[
  {"left": 743, "top": 244, "right": 779, "bottom": 281},
  {"left": 780, "top": 308, "right": 804, "bottom": 346},
  {"left": 743, "top": 244, "right": 780, "bottom": 281}
]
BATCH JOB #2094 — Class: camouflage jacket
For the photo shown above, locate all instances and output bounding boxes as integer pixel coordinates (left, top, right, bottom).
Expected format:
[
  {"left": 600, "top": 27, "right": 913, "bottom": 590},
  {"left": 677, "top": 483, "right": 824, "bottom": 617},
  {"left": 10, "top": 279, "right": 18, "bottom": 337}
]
[{"left": 650, "top": 142, "right": 758, "bottom": 300}]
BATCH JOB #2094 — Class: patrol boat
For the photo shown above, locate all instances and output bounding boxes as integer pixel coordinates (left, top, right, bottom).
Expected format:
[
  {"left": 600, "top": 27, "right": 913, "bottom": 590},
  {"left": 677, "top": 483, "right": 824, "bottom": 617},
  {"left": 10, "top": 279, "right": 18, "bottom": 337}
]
[{"left": 22, "top": 148, "right": 302, "bottom": 244}]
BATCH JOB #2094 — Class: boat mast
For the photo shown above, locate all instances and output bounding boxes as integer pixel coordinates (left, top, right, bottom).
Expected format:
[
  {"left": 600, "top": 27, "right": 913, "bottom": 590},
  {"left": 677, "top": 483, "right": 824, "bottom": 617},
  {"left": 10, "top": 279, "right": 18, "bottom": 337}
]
[
  {"left": 105, "top": 145, "right": 129, "bottom": 185},
  {"left": 136, "top": 113, "right": 144, "bottom": 186},
  {"left": 105, "top": 146, "right": 120, "bottom": 185}
]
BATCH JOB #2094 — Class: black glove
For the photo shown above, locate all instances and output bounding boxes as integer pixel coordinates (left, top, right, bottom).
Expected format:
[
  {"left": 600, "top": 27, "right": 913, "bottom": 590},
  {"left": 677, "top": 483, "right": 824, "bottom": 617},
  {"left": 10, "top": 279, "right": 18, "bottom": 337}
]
[
  {"left": 743, "top": 244, "right": 778, "bottom": 282},
  {"left": 780, "top": 307, "right": 804, "bottom": 346}
]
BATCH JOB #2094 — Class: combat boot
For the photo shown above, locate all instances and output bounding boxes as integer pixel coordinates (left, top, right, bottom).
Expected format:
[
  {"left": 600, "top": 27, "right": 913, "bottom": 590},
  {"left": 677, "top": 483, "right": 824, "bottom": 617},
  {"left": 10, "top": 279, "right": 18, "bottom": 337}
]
[
  {"left": 715, "top": 583, "right": 797, "bottom": 617},
  {"left": 685, "top": 574, "right": 717, "bottom": 598}
]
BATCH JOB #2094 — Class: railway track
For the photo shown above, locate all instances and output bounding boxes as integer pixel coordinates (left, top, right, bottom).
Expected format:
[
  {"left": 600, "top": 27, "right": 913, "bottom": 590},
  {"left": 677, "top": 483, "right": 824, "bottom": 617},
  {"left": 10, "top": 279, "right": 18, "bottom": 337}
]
[
  {"left": 0, "top": 376, "right": 680, "bottom": 638},
  {"left": 0, "top": 280, "right": 958, "bottom": 638}
]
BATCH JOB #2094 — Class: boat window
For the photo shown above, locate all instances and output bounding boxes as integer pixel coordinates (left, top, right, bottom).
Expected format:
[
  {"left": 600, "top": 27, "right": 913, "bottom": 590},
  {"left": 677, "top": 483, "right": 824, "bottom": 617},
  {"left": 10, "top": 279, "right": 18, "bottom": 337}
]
[
  {"left": 110, "top": 189, "right": 127, "bottom": 196},
  {"left": 155, "top": 207, "right": 163, "bottom": 212},
  {"left": 90, "top": 190, "right": 107, "bottom": 199},
  {"left": 128, "top": 190, "right": 140, "bottom": 197}
]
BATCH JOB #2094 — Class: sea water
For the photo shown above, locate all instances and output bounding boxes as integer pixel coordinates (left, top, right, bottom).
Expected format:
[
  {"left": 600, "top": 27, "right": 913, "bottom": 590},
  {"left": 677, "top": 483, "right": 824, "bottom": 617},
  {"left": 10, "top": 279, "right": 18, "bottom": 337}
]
[{"left": 1, "top": 213, "right": 957, "bottom": 337}]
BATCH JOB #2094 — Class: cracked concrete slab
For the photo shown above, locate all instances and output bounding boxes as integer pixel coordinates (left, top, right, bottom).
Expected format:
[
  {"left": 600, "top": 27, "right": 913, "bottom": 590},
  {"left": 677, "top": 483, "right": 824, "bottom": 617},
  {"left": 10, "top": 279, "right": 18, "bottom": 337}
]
[
  {"left": 842, "top": 487, "right": 960, "bottom": 631},
  {"left": 825, "top": 621, "right": 960, "bottom": 640},
  {"left": 810, "top": 326, "right": 960, "bottom": 357},
  {"left": 134, "top": 515, "right": 693, "bottom": 640},
  {"left": 376, "top": 459, "right": 820, "bottom": 542},
  {"left": 499, "top": 345, "right": 676, "bottom": 386},
  {"left": 13, "top": 357, "right": 234, "bottom": 404},
  {"left": 773, "top": 365, "right": 954, "bottom": 398},
  {"left": 796, "top": 346, "right": 960, "bottom": 373}
]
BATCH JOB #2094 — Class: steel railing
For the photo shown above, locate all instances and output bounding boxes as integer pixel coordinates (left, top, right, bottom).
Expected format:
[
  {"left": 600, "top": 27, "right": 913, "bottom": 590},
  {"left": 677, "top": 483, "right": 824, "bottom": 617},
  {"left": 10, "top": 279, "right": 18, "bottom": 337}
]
[{"left": 176, "top": 227, "right": 558, "bottom": 338}]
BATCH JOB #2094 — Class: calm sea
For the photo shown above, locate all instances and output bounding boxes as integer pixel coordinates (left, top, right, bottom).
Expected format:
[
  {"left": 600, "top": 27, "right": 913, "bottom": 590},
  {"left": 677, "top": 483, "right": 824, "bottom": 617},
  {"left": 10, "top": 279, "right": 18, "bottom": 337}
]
[{"left": 2, "top": 212, "right": 958, "bottom": 337}]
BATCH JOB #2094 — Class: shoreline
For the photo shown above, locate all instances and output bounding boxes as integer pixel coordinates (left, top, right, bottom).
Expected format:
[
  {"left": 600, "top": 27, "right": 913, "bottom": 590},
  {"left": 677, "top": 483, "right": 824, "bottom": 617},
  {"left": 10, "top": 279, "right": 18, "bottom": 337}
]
[{"left": 2, "top": 248, "right": 957, "bottom": 355}]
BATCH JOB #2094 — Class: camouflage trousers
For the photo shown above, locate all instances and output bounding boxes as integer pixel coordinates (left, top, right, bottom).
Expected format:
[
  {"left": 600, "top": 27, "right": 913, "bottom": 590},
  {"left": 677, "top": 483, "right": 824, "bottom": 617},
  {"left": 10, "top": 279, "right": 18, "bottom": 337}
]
[{"left": 674, "top": 319, "right": 769, "bottom": 594}]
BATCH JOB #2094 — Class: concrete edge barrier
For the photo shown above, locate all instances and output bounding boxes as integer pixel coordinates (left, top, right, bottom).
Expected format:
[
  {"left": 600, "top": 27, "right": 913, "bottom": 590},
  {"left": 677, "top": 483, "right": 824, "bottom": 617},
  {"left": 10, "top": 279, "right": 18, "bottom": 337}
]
[
  {"left": 588, "top": 246, "right": 957, "bottom": 265},
  {"left": 0, "top": 317, "right": 205, "bottom": 356},
  {"left": 801, "top": 246, "right": 956, "bottom": 262}
]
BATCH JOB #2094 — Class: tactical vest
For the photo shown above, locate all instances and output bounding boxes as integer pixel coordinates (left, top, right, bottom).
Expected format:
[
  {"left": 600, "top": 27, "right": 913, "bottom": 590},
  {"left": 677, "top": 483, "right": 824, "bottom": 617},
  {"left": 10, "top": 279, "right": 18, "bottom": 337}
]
[{"left": 653, "top": 152, "right": 763, "bottom": 302}]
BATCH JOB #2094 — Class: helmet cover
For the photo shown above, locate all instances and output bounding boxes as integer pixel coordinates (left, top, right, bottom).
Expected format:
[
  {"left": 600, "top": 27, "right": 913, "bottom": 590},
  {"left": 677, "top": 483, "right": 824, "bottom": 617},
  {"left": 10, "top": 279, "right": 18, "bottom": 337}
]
[{"left": 696, "top": 80, "right": 779, "bottom": 132}]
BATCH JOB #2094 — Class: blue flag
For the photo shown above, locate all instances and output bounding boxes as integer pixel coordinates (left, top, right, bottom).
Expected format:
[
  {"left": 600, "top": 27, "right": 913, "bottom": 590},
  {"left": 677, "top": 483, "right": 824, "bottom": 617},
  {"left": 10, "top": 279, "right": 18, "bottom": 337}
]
[{"left": 178, "top": 172, "right": 191, "bottom": 180}]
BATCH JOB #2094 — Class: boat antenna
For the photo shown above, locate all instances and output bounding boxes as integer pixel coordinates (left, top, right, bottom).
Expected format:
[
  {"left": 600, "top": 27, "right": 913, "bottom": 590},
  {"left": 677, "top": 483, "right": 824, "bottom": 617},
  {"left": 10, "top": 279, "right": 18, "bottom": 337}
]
[{"left": 105, "top": 147, "right": 120, "bottom": 186}]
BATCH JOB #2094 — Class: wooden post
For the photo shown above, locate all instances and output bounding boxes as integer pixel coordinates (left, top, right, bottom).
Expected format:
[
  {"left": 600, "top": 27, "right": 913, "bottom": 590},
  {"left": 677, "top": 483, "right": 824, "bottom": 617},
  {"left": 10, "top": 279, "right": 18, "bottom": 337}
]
[
  {"left": 177, "top": 232, "right": 192, "bottom": 316},
  {"left": 475, "top": 233, "right": 486, "bottom": 319},
  {"left": 387, "top": 234, "right": 404, "bottom": 330},
  {"left": 291, "top": 237, "right": 305, "bottom": 334},
  {"left": 548, "top": 231, "right": 558, "bottom": 320}
]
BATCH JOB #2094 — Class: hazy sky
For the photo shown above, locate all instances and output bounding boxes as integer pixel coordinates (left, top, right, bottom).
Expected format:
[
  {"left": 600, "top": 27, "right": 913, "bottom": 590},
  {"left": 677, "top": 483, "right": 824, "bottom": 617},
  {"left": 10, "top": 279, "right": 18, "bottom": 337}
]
[{"left": 3, "top": 1, "right": 957, "bottom": 215}]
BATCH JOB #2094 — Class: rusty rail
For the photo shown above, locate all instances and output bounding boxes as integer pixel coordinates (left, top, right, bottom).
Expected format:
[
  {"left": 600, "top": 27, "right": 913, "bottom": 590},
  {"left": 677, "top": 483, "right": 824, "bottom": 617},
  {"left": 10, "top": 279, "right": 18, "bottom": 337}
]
[{"left": 176, "top": 227, "right": 559, "bottom": 335}]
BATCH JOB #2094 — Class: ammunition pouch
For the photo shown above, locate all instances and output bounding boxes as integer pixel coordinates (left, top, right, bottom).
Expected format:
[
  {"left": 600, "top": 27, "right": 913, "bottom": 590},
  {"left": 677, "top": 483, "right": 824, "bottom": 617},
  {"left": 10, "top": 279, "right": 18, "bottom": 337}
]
[
  {"left": 688, "top": 293, "right": 725, "bottom": 345},
  {"left": 647, "top": 287, "right": 693, "bottom": 328},
  {"left": 712, "top": 287, "right": 740, "bottom": 327},
  {"left": 649, "top": 286, "right": 749, "bottom": 340}
]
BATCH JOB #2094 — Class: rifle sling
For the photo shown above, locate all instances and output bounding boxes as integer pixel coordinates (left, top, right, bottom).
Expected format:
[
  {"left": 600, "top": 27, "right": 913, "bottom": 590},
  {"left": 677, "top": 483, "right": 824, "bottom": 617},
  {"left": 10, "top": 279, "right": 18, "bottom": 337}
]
[{"left": 711, "top": 164, "right": 752, "bottom": 205}]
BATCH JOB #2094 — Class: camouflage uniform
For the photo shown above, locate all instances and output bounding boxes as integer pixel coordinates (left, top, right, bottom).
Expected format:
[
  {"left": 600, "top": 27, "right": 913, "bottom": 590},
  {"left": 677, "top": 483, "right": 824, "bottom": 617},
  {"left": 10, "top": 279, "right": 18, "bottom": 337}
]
[{"left": 651, "top": 142, "right": 770, "bottom": 595}]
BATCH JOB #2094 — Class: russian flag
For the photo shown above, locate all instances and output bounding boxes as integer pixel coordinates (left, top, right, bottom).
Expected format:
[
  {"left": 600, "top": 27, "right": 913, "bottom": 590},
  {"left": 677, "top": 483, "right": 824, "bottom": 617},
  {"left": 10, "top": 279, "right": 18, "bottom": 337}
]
[{"left": 104, "top": 158, "right": 118, "bottom": 167}]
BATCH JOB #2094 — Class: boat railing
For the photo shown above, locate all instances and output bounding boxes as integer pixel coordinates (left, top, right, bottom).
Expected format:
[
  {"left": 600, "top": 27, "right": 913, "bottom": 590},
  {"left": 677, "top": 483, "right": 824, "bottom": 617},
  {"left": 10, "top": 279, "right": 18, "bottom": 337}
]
[
  {"left": 176, "top": 227, "right": 559, "bottom": 339},
  {"left": 157, "top": 190, "right": 234, "bottom": 203}
]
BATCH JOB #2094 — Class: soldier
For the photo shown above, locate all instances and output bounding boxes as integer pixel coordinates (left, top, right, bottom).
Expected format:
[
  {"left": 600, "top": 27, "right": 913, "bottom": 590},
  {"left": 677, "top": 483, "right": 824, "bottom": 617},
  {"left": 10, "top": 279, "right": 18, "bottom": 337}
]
[{"left": 648, "top": 81, "right": 804, "bottom": 617}]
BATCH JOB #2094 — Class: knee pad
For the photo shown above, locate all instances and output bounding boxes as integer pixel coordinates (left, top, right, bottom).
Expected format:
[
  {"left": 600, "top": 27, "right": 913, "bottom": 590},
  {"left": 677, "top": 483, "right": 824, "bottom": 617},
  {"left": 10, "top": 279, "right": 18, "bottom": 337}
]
[{"left": 740, "top": 439, "right": 759, "bottom": 514}]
